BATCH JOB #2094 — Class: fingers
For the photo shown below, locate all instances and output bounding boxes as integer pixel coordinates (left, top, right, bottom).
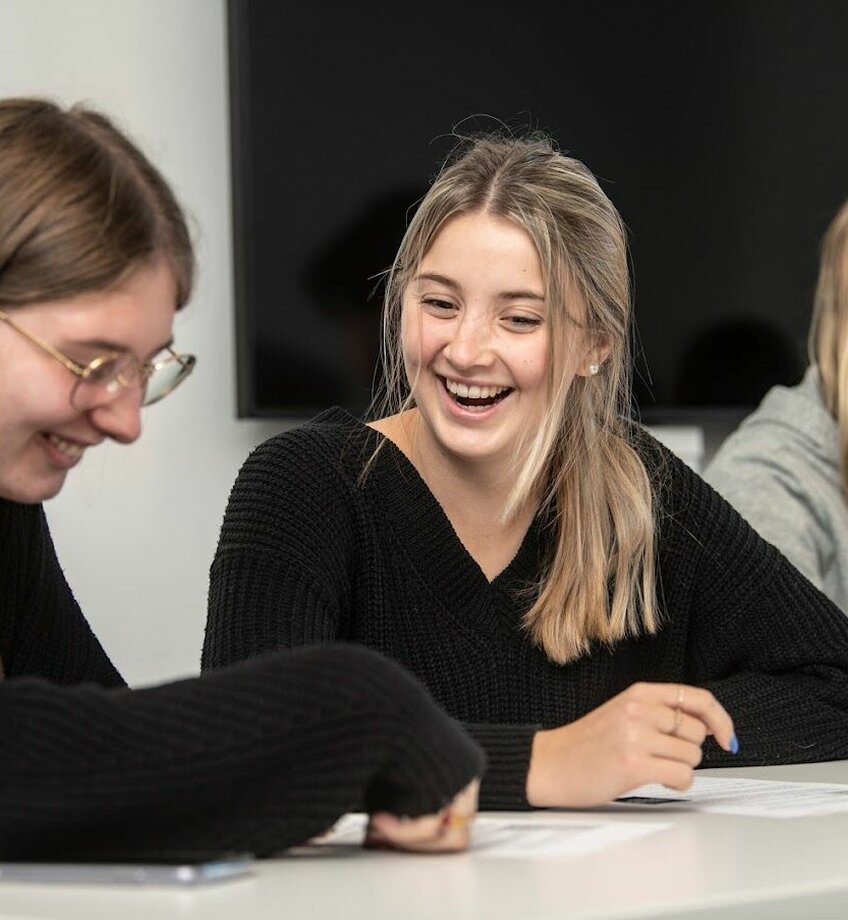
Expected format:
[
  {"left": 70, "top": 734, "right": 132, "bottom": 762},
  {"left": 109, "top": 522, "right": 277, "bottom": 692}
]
[
  {"left": 646, "top": 757, "right": 696, "bottom": 793},
  {"left": 366, "top": 811, "right": 471, "bottom": 853},
  {"left": 669, "top": 684, "right": 737, "bottom": 753},
  {"left": 366, "top": 778, "right": 479, "bottom": 854},
  {"left": 654, "top": 708, "right": 707, "bottom": 746},
  {"left": 629, "top": 682, "right": 737, "bottom": 753},
  {"left": 625, "top": 702, "right": 704, "bottom": 772},
  {"left": 451, "top": 777, "right": 481, "bottom": 815},
  {"left": 366, "top": 812, "right": 447, "bottom": 849},
  {"left": 651, "top": 730, "right": 704, "bottom": 768}
]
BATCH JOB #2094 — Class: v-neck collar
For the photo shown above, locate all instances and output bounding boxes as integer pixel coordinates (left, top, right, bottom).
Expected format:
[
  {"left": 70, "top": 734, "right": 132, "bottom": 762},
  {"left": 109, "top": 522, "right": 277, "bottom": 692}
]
[{"left": 316, "top": 407, "right": 545, "bottom": 617}]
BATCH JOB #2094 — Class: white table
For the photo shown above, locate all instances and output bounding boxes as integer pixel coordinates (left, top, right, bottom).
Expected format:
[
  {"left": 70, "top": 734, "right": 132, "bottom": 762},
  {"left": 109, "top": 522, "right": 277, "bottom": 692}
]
[{"left": 3, "top": 761, "right": 848, "bottom": 920}]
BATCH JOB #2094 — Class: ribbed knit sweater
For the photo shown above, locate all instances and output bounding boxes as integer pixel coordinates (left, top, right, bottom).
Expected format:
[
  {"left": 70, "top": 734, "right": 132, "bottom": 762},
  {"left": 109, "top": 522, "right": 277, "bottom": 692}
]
[
  {"left": 0, "top": 497, "right": 483, "bottom": 859},
  {"left": 205, "top": 408, "right": 848, "bottom": 809}
]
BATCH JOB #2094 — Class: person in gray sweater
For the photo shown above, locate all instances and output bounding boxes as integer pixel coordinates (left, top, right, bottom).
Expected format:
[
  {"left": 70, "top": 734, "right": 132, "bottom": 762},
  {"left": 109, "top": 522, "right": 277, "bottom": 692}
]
[{"left": 705, "top": 199, "right": 848, "bottom": 613}]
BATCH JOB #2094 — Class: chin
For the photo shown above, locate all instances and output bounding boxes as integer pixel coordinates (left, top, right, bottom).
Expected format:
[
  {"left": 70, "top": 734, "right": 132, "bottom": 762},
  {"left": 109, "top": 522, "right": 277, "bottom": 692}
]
[{"left": 0, "top": 471, "right": 67, "bottom": 505}]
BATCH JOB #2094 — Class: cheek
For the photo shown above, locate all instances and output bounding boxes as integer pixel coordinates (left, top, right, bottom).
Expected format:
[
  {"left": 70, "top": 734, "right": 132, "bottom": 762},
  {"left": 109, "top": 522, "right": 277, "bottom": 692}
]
[
  {"left": 0, "top": 349, "right": 75, "bottom": 426},
  {"left": 517, "top": 337, "right": 550, "bottom": 390},
  {"left": 400, "top": 308, "right": 429, "bottom": 372}
]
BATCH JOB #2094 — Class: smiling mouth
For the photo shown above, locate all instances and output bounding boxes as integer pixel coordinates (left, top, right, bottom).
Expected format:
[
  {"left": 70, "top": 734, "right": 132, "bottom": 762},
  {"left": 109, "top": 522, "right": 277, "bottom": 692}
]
[
  {"left": 43, "top": 433, "right": 86, "bottom": 460},
  {"left": 441, "top": 376, "right": 514, "bottom": 409}
]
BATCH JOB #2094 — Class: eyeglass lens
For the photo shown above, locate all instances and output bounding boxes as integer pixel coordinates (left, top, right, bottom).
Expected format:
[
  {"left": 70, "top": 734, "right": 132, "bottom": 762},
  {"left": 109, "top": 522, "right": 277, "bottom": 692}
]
[
  {"left": 70, "top": 352, "right": 194, "bottom": 409},
  {"left": 143, "top": 354, "right": 195, "bottom": 406}
]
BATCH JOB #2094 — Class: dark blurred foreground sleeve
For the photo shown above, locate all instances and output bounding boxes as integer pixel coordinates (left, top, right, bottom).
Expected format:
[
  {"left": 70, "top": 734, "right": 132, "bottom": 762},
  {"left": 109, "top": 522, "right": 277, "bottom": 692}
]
[{"left": 0, "top": 644, "right": 483, "bottom": 860}]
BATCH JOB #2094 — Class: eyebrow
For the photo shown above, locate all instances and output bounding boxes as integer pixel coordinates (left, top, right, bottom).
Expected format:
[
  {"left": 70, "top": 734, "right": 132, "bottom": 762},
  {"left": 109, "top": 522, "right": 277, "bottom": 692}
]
[
  {"left": 146, "top": 337, "right": 175, "bottom": 359},
  {"left": 66, "top": 337, "right": 175, "bottom": 360},
  {"left": 413, "top": 272, "right": 546, "bottom": 302}
]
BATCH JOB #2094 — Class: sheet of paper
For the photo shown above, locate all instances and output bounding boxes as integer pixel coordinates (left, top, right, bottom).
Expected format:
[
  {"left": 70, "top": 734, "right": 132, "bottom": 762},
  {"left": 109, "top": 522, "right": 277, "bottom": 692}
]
[
  {"left": 469, "top": 816, "right": 668, "bottom": 859},
  {"left": 619, "top": 776, "right": 848, "bottom": 818},
  {"left": 309, "top": 814, "right": 667, "bottom": 859}
]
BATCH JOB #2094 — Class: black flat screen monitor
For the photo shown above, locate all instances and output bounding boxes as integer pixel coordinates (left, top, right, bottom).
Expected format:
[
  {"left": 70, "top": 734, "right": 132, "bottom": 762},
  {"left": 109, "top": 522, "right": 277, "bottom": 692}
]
[{"left": 229, "top": 0, "right": 848, "bottom": 422}]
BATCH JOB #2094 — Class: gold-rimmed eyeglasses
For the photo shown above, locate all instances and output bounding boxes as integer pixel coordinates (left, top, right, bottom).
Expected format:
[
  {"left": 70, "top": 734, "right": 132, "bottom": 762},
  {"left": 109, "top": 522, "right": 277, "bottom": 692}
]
[{"left": 0, "top": 309, "right": 196, "bottom": 409}]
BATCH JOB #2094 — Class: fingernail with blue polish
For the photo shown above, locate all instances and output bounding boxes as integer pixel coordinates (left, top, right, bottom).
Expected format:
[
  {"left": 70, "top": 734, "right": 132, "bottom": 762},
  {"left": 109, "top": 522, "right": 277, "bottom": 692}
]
[{"left": 730, "top": 733, "right": 739, "bottom": 755}]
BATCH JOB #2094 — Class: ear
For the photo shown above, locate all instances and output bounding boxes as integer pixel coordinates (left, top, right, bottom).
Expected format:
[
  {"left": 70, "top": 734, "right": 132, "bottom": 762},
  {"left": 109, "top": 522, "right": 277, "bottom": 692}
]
[{"left": 575, "top": 336, "right": 612, "bottom": 378}]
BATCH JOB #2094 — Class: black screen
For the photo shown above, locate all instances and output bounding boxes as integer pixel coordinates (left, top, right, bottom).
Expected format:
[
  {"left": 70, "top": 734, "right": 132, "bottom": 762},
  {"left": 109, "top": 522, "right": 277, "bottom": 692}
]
[{"left": 229, "top": 0, "right": 848, "bottom": 420}]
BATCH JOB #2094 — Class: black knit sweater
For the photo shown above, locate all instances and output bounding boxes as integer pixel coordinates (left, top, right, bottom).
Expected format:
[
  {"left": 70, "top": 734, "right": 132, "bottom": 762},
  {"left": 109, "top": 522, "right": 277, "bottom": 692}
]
[
  {"left": 0, "top": 498, "right": 482, "bottom": 858},
  {"left": 205, "top": 408, "right": 848, "bottom": 809}
]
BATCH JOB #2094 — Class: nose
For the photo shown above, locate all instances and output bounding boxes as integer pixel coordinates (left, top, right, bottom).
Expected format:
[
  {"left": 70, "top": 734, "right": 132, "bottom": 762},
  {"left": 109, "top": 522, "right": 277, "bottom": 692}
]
[
  {"left": 88, "top": 389, "right": 143, "bottom": 444},
  {"left": 443, "top": 311, "right": 494, "bottom": 370}
]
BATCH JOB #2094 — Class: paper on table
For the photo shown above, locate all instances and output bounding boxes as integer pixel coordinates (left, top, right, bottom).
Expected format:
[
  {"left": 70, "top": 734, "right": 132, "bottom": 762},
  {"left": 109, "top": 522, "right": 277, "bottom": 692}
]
[
  {"left": 469, "top": 816, "right": 668, "bottom": 859},
  {"left": 307, "top": 814, "right": 668, "bottom": 859},
  {"left": 619, "top": 776, "right": 848, "bottom": 818}
]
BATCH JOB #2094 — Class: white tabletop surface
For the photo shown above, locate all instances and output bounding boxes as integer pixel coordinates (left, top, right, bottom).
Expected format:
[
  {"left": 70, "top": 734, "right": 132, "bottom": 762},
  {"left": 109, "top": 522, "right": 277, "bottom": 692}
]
[{"left": 3, "top": 761, "right": 848, "bottom": 920}]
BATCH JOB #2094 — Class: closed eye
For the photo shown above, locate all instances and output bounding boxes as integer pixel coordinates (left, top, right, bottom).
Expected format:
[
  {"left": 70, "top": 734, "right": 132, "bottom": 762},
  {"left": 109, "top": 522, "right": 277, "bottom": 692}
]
[
  {"left": 421, "top": 297, "right": 457, "bottom": 314},
  {"left": 505, "top": 314, "right": 543, "bottom": 330}
]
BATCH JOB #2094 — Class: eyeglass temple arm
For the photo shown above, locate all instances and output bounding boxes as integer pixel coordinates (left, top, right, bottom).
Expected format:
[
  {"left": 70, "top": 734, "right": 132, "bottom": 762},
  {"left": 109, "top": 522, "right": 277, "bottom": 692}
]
[{"left": 0, "top": 309, "right": 87, "bottom": 376}]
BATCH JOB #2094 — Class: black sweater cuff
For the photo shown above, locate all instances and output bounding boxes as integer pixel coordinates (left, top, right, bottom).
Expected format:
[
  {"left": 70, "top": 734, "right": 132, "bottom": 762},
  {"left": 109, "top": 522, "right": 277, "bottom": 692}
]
[{"left": 465, "top": 723, "right": 537, "bottom": 809}]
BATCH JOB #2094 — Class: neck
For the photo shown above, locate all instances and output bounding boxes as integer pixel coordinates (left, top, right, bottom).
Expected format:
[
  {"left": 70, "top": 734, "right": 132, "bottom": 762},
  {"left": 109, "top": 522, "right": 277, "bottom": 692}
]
[
  {"left": 370, "top": 409, "right": 540, "bottom": 581},
  {"left": 385, "top": 409, "right": 535, "bottom": 526}
]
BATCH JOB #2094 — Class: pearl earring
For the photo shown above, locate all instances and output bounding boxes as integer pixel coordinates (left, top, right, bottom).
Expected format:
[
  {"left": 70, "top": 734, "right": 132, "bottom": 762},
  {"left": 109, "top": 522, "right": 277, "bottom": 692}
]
[{"left": 589, "top": 363, "right": 600, "bottom": 376}]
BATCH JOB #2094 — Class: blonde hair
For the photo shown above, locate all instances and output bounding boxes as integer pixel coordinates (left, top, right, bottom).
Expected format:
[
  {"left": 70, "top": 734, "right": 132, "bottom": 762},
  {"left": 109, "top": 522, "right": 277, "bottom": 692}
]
[
  {"left": 0, "top": 97, "right": 193, "bottom": 310},
  {"left": 372, "top": 134, "right": 657, "bottom": 664},
  {"left": 810, "top": 198, "right": 848, "bottom": 492}
]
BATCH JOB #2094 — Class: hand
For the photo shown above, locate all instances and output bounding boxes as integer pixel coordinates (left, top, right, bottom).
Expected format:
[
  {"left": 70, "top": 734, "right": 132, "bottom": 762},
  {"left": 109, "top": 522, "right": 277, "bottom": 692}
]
[
  {"left": 364, "top": 778, "right": 480, "bottom": 853},
  {"left": 526, "top": 682, "right": 736, "bottom": 808}
]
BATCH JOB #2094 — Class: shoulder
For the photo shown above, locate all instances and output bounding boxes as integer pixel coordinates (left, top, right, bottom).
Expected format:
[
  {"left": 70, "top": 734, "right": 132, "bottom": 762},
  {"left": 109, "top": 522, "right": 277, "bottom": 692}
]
[
  {"left": 711, "top": 370, "right": 834, "bottom": 468},
  {"left": 705, "top": 370, "right": 838, "bottom": 503},
  {"left": 246, "top": 407, "right": 371, "bottom": 469},
  {"left": 219, "top": 408, "right": 380, "bottom": 552},
  {"left": 618, "top": 419, "right": 688, "bottom": 495},
  {"left": 625, "top": 421, "right": 808, "bottom": 599},
  {"left": 233, "top": 407, "right": 377, "bottom": 498},
  {"left": 623, "top": 421, "right": 740, "bottom": 545}
]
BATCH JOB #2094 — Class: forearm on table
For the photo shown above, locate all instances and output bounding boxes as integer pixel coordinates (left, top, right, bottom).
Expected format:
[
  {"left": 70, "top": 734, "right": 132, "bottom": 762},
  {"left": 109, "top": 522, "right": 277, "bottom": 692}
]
[{"left": 0, "top": 645, "right": 482, "bottom": 858}]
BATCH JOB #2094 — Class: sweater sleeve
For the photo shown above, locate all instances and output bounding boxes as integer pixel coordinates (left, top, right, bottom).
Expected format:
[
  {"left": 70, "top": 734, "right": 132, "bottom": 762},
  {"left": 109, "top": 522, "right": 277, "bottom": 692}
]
[
  {"left": 463, "top": 723, "right": 537, "bottom": 809},
  {"left": 0, "top": 500, "right": 124, "bottom": 688},
  {"left": 658, "top": 444, "right": 848, "bottom": 767},
  {"left": 204, "top": 433, "right": 353, "bottom": 670},
  {"left": 0, "top": 644, "right": 484, "bottom": 860}
]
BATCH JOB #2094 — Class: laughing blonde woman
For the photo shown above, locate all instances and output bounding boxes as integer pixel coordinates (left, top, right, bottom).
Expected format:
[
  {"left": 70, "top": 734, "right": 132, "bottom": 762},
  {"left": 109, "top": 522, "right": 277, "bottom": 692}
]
[{"left": 206, "top": 133, "right": 848, "bottom": 810}]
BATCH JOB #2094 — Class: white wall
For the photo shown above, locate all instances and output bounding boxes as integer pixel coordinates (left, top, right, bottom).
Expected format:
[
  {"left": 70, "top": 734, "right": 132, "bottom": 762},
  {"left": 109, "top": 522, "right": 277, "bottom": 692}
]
[{"left": 0, "top": 0, "right": 284, "bottom": 685}]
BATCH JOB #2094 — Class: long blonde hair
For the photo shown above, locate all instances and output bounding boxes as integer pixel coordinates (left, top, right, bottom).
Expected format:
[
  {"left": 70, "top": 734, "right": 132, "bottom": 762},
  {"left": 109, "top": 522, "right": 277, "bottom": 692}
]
[
  {"left": 372, "top": 134, "right": 657, "bottom": 664},
  {"left": 810, "top": 198, "right": 848, "bottom": 492}
]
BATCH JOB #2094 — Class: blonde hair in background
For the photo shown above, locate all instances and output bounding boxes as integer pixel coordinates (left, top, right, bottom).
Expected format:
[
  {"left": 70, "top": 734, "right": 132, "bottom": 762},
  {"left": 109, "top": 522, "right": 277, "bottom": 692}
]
[
  {"left": 372, "top": 133, "right": 657, "bottom": 664},
  {"left": 810, "top": 198, "right": 848, "bottom": 493},
  {"left": 0, "top": 97, "right": 194, "bottom": 311}
]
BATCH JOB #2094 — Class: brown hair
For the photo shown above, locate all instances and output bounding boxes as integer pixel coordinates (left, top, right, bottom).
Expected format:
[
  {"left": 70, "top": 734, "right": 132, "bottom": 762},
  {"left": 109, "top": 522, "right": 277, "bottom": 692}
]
[
  {"left": 0, "top": 97, "right": 194, "bottom": 309},
  {"left": 810, "top": 198, "right": 848, "bottom": 491},
  {"left": 373, "top": 133, "right": 657, "bottom": 664}
]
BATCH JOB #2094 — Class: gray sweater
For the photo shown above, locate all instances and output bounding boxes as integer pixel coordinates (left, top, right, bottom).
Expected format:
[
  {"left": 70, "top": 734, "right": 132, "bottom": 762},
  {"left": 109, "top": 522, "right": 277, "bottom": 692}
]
[{"left": 704, "top": 367, "right": 848, "bottom": 612}]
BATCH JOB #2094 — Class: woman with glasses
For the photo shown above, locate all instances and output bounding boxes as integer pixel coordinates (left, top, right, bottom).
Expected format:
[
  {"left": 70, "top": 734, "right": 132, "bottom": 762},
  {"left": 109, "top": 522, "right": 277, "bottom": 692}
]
[{"left": 0, "top": 97, "right": 481, "bottom": 859}]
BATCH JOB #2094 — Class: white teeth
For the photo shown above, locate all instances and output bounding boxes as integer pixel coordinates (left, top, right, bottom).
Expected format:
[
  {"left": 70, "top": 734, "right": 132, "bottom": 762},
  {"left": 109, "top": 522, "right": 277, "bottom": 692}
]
[
  {"left": 444, "top": 378, "right": 510, "bottom": 399},
  {"left": 46, "top": 434, "right": 85, "bottom": 459}
]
